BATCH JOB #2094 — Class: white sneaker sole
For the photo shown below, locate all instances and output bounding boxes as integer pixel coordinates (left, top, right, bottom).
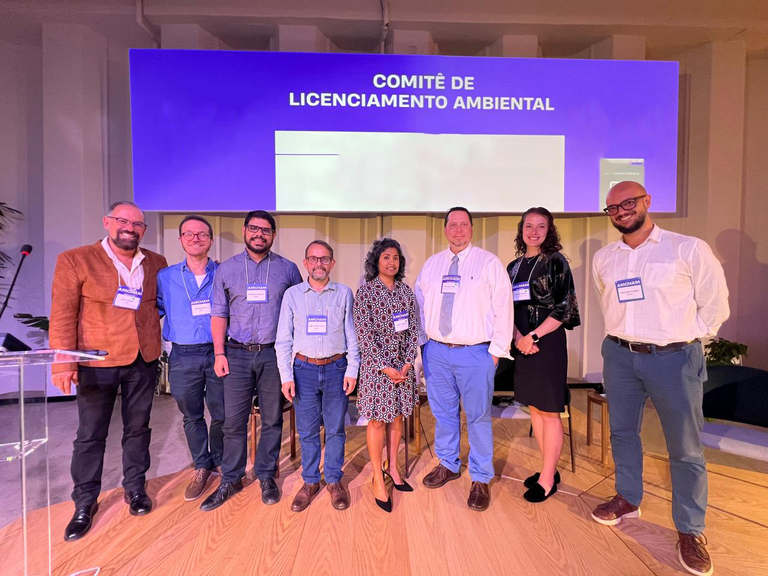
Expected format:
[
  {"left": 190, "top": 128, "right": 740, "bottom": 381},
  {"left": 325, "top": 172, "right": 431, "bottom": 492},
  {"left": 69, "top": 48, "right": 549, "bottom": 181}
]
[
  {"left": 678, "top": 547, "right": 713, "bottom": 576},
  {"left": 591, "top": 507, "right": 641, "bottom": 526}
]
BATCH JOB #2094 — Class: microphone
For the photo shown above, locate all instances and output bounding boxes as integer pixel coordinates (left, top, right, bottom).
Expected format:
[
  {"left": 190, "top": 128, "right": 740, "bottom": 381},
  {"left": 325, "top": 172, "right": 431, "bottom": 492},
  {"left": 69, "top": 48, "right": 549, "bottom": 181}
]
[{"left": 0, "top": 244, "right": 34, "bottom": 324}]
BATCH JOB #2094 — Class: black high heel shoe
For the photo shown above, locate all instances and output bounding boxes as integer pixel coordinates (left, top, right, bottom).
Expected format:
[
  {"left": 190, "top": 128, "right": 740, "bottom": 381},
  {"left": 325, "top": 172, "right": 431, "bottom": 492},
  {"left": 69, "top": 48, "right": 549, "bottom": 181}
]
[
  {"left": 383, "top": 469, "right": 414, "bottom": 492},
  {"left": 372, "top": 476, "right": 392, "bottom": 513},
  {"left": 523, "top": 470, "right": 560, "bottom": 489}
]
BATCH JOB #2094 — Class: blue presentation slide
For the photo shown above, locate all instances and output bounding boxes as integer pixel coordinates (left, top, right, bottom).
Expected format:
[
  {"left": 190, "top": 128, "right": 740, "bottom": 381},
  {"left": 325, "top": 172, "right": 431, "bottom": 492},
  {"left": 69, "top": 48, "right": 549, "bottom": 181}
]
[{"left": 129, "top": 50, "right": 679, "bottom": 213}]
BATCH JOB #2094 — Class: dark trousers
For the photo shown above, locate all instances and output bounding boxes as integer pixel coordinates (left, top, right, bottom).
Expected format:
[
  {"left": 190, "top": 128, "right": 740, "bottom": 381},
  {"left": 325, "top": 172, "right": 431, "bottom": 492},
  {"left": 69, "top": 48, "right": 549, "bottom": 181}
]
[
  {"left": 169, "top": 343, "right": 225, "bottom": 471},
  {"left": 72, "top": 355, "right": 158, "bottom": 507},
  {"left": 221, "top": 346, "right": 283, "bottom": 484}
]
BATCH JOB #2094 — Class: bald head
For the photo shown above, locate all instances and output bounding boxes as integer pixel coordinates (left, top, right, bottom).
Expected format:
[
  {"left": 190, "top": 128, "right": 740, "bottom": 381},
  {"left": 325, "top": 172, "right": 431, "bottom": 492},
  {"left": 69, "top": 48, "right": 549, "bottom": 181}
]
[
  {"left": 606, "top": 181, "right": 647, "bottom": 206},
  {"left": 604, "top": 180, "right": 652, "bottom": 236}
]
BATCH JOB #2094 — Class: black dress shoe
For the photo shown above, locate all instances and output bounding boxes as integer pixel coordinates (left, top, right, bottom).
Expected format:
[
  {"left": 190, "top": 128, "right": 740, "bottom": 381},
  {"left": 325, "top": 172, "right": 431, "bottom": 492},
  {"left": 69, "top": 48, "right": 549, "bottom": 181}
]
[
  {"left": 64, "top": 502, "right": 98, "bottom": 542},
  {"left": 260, "top": 477, "right": 280, "bottom": 505},
  {"left": 523, "top": 470, "right": 561, "bottom": 489},
  {"left": 523, "top": 482, "right": 557, "bottom": 503},
  {"left": 200, "top": 480, "right": 243, "bottom": 512},
  {"left": 124, "top": 490, "right": 153, "bottom": 516}
]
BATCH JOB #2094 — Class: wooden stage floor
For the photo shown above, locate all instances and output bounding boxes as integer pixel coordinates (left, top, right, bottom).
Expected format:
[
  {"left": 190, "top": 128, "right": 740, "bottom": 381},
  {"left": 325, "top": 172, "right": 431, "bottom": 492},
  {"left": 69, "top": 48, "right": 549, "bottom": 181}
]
[{"left": 3, "top": 400, "right": 768, "bottom": 576}]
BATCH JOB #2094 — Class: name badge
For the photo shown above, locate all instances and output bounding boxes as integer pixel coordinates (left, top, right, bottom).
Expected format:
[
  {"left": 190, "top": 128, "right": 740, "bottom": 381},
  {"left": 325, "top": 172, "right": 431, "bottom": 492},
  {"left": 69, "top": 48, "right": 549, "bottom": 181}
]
[
  {"left": 393, "top": 311, "right": 409, "bottom": 332},
  {"left": 247, "top": 283, "right": 269, "bottom": 303},
  {"left": 512, "top": 282, "right": 531, "bottom": 302},
  {"left": 113, "top": 286, "right": 143, "bottom": 310},
  {"left": 307, "top": 315, "right": 328, "bottom": 335},
  {"left": 191, "top": 299, "right": 211, "bottom": 316},
  {"left": 615, "top": 277, "right": 645, "bottom": 303},
  {"left": 441, "top": 275, "right": 460, "bottom": 294}
]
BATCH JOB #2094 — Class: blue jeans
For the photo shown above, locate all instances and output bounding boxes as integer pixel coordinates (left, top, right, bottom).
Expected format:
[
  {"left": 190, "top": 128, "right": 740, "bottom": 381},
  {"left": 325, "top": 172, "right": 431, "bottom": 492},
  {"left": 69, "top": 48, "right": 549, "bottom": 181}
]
[
  {"left": 602, "top": 336, "right": 708, "bottom": 535},
  {"left": 293, "top": 357, "right": 349, "bottom": 484},
  {"left": 423, "top": 340, "right": 496, "bottom": 483},
  {"left": 169, "top": 343, "right": 225, "bottom": 471},
  {"left": 221, "top": 346, "right": 283, "bottom": 483}
]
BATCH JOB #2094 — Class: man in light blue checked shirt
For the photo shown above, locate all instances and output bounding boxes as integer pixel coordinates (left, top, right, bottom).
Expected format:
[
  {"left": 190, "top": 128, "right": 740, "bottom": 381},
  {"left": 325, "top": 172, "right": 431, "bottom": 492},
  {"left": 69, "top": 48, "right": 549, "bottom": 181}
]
[{"left": 275, "top": 240, "right": 360, "bottom": 512}]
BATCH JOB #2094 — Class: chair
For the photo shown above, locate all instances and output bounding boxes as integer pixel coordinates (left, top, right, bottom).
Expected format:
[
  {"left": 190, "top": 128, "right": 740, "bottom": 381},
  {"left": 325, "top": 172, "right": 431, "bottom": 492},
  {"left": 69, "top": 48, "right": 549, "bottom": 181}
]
[
  {"left": 250, "top": 398, "right": 296, "bottom": 478},
  {"left": 586, "top": 390, "right": 609, "bottom": 465}
]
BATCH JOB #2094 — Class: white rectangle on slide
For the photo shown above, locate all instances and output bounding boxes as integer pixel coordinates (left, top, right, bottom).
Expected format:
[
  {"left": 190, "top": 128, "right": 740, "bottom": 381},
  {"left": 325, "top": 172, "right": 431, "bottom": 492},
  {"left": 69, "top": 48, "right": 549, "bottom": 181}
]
[{"left": 275, "top": 131, "right": 565, "bottom": 213}]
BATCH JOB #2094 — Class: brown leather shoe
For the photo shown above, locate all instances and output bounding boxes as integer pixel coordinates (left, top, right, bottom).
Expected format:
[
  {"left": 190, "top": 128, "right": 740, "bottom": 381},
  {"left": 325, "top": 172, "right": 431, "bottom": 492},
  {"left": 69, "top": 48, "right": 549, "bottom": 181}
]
[
  {"left": 327, "top": 482, "right": 350, "bottom": 511},
  {"left": 422, "top": 463, "right": 461, "bottom": 489},
  {"left": 467, "top": 481, "right": 490, "bottom": 511},
  {"left": 677, "top": 532, "right": 713, "bottom": 576},
  {"left": 291, "top": 483, "right": 320, "bottom": 512},
  {"left": 591, "top": 493, "right": 641, "bottom": 526},
  {"left": 184, "top": 468, "right": 212, "bottom": 501}
]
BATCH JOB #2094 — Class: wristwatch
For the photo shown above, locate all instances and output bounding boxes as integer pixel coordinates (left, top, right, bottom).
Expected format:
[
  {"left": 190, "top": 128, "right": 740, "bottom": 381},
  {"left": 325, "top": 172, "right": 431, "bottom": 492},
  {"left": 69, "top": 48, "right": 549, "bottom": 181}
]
[{"left": 530, "top": 332, "right": 540, "bottom": 343}]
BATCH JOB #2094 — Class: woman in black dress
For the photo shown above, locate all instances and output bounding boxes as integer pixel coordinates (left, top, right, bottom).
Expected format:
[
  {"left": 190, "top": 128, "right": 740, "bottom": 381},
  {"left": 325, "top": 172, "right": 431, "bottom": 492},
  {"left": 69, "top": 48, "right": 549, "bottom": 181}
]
[{"left": 508, "top": 207, "right": 580, "bottom": 503}]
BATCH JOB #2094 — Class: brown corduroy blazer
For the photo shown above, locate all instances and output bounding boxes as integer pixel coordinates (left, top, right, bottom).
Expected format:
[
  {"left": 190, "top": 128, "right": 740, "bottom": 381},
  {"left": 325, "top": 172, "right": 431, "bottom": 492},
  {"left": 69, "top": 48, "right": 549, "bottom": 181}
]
[{"left": 49, "top": 241, "right": 168, "bottom": 373}]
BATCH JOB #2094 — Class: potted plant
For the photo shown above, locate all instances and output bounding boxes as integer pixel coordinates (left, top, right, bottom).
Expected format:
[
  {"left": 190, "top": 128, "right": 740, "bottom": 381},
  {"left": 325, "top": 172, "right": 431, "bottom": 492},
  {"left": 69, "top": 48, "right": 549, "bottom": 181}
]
[{"left": 704, "top": 338, "right": 748, "bottom": 366}]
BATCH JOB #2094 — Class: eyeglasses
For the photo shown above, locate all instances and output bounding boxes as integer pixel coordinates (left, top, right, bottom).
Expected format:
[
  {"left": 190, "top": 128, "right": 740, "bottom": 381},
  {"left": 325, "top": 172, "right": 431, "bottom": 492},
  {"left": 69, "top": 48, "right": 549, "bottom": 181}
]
[
  {"left": 180, "top": 231, "right": 211, "bottom": 241},
  {"left": 245, "top": 225, "right": 274, "bottom": 236},
  {"left": 306, "top": 256, "right": 332, "bottom": 265},
  {"left": 603, "top": 195, "right": 647, "bottom": 216},
  {"left": 107, "top": 216, "right": 147, "bottom": 231}
]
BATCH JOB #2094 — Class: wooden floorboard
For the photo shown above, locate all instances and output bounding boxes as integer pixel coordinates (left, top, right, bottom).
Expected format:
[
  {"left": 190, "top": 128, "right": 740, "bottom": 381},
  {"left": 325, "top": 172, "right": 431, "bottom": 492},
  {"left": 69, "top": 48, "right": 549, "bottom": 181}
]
[{"left": 2, "top": 401, "right": 767, "bottom": 576}]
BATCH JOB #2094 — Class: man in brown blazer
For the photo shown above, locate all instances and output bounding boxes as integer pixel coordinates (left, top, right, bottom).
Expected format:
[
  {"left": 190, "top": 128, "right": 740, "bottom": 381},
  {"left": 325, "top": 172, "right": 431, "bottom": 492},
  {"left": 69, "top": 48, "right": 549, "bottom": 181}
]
[{"left": 49, "top": 201, "right": 168, "bottom": 542}]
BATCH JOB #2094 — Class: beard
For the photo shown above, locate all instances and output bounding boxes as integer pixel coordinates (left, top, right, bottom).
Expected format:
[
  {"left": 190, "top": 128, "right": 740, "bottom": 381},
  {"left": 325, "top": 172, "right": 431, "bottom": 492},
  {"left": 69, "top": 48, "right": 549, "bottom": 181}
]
[
  {"left": 112, "top": 231, "right": 140, "bottom": 250},
  {"left": 612, "top": 211, "right": 647, "bottom": 235},
  {"left": 310, "top": 267, "right": 328, "bottom": 281},
  {"left": 244, "top": 235, "right": 272, "bottom": 255}
]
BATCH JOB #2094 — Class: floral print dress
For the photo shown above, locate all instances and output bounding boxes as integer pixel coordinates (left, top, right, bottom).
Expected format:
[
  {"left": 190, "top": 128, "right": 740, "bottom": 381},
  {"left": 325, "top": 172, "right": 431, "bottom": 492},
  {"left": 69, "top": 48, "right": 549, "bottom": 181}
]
[{"left": 353, "top": 278, "right": 420, "bottom": 422}]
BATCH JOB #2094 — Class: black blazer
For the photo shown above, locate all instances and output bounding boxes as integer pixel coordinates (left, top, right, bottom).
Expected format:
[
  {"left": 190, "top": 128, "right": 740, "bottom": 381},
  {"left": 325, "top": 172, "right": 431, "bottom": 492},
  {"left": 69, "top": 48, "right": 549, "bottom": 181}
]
[{"left": 506, "top": 251, "right": 581, "bottom": 331}]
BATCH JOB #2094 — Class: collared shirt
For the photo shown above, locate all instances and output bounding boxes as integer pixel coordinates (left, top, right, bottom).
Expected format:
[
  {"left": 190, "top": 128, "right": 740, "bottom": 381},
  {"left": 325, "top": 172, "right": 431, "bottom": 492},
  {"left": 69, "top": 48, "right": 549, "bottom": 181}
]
[
  {"left": 157, "top": 258, "right": 218, "bottom": 345},
  {"left": 592, "top": 225, "right": 730, "bottom": 346},
  {"left": 414, "top": 243, "right": 514, "bottom": 358},
  {"left": 275, "top": 280, "right": 360, "bottom": 383},
  {"left": 211, "top": 250, "right": 302, "bottom": 344},
  {"left": 101, "top": 236, "right": 144, "bottom": 289}
]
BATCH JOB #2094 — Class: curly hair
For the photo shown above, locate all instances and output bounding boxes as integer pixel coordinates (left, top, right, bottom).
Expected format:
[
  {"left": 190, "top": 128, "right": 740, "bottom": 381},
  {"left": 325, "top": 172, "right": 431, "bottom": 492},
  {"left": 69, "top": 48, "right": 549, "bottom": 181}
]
[
  {"left": 364, "top": 238, "right": 406, "bottom": 282},
  {"left": 514, "top": 207, "right": 562, "bottom": 258}
]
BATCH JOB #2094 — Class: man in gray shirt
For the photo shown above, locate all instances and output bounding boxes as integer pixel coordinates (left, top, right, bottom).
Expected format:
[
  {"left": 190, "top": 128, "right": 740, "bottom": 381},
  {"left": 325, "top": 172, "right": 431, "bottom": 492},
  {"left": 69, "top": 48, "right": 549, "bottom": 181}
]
[
  {"left": 201, "top": 210, "right": 302, "bottom": 511},
  {"left": 276, "top": 240, "right": 359, "bottom": 512}
]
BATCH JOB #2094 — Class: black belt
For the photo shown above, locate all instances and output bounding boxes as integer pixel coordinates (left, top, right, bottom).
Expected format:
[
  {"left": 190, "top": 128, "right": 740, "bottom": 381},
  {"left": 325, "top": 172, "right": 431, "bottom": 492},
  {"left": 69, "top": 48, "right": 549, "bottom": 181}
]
[
  {"left": 227, "top": 339, "right": 275, "bottom": 352},
  {"left": 172, "top": 342, "right": 213, "bottom": 350},
  {"left": 431, "top": 339, "right": 490, "bottom": 349},
  {"left": 607, "top": 335, "right": 698, "bottom": 355}
]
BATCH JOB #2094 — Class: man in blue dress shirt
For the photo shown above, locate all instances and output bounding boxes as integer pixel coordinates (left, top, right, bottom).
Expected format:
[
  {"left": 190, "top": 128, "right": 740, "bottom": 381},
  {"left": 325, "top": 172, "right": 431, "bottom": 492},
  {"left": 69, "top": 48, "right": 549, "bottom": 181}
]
[
  {"left": 157, "top": 215, "right": 223, "bottom": 502},
  {"left": 276, "top": 240, "right": 360, "bottom": 512},
  {"left": 201, "top": 210, "right": 302, "bottom": 511}
]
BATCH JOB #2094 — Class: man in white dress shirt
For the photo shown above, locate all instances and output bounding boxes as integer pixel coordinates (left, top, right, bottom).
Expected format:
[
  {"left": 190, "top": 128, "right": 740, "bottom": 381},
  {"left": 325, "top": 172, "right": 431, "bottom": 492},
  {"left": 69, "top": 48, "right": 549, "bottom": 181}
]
[
  {"left": 591, "top": 181, "right": 729, "bottom": 576},
  {"left": 415, "top": 207, "right": 514, "bottom": 511}
]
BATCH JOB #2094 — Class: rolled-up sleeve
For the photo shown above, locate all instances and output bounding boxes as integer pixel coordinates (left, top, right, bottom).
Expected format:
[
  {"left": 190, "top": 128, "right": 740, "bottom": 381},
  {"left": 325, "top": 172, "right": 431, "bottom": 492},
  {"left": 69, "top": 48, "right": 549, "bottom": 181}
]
[{"left": 210, "top": 266, "right": 229, "bottom": 318}]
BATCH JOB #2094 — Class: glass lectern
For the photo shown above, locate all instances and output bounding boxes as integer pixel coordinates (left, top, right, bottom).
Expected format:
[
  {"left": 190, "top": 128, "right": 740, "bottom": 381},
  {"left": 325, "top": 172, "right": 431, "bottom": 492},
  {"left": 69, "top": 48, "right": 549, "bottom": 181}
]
[{"left": 0, "top": 350, "right": 104, "bottom": 576}]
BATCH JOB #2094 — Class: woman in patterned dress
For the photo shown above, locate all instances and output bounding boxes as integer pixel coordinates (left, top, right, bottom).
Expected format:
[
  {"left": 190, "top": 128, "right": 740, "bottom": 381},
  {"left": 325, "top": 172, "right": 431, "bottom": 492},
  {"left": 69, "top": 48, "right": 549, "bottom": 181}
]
[{"left": 354, "top": 238, "right": 420, "bottom": 513}]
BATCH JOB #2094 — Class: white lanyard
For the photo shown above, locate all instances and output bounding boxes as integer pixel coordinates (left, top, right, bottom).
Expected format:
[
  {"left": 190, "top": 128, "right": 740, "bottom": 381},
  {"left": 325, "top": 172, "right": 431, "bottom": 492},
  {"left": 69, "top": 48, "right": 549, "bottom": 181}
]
[
  {"left": 512, "top": 255, "right": 539, "bottom": 285},
  {"left": 244, "top": 251, "right": 271, "bottom": 286},
  {"left": 180, "top": 263, "right": 208, "bottom": 302}
]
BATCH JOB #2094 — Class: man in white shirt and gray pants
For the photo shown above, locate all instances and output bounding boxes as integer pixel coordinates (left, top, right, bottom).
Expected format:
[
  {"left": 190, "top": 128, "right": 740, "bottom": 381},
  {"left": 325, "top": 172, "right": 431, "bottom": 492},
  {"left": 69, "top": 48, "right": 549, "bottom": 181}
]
[
  {"left": 592, "top": 181, "right": 729, "bottom": 576},
  {"left": 415, "top": 207, "right": 514, "bottom": 512}
]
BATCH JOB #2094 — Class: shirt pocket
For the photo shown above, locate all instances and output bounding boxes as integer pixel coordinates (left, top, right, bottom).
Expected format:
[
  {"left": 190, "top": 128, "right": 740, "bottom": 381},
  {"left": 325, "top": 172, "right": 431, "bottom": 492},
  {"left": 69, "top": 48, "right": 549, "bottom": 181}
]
[{"left": 644, "top": 263, "right": 676, "bottom": 288}]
